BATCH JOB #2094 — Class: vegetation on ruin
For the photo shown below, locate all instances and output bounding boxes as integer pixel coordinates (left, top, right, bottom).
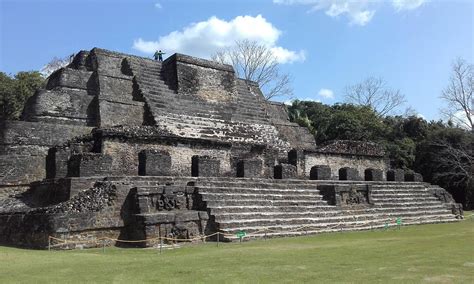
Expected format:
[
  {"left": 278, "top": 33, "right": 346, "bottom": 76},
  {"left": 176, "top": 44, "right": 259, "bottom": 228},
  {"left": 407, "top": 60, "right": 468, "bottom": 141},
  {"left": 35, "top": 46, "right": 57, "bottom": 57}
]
[{"left": 0, "top": 217, "right": 472, "bottom": 283}]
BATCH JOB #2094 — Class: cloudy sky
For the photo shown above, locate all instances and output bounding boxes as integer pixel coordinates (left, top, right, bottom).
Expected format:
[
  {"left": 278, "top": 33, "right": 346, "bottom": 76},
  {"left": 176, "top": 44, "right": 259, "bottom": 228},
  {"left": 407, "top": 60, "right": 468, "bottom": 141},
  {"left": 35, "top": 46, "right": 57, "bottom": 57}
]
[{"left": 1, "top": 0, "right": 473, "bottom": 120}]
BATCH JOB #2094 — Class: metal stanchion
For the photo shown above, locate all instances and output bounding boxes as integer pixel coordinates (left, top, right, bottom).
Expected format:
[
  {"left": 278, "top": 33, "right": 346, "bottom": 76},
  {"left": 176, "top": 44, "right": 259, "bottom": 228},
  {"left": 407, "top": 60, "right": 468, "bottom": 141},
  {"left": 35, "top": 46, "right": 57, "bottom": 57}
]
[
  {"left": 102, "top": 240, "right": 105, "bottom": 253},
  {"left": 217, "top": 233, "right": 219, "bottom": 247},
  {"left": 48, "top": 237, "right": 51, "bottom": 251},
  {"left": 159, "top": 238, "right": 163, "bottom": 254}
]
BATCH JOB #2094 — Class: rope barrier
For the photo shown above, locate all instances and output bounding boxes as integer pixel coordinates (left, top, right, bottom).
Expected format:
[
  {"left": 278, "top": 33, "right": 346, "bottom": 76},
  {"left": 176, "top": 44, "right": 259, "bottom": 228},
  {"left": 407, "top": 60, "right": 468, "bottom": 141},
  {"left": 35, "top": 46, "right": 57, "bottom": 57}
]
[{"left": 47, "top": 215, "right": 452, "bottom": 250}]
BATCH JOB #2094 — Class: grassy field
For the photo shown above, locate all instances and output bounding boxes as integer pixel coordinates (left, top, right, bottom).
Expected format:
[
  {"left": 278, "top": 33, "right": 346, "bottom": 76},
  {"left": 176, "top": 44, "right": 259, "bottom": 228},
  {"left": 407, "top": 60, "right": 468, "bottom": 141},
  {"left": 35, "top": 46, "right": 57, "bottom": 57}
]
[{"left": 1, "top": 214, "right": 473, "bottom": 283}]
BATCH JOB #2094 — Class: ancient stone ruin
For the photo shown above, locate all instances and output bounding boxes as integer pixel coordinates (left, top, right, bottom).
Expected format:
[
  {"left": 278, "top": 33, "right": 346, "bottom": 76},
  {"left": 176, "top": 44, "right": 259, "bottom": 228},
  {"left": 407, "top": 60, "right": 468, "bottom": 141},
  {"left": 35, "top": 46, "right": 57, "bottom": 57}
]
[{"left": 0, "top": 48, "right": 463, "bottom": 248}]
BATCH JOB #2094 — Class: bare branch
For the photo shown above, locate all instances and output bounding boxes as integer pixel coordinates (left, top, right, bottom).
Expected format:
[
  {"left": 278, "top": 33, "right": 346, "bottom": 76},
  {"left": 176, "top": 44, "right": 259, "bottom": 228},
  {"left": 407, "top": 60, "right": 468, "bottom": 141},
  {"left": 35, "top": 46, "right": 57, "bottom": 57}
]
[
  {"left": 211, "top": 39, "right": 293, "bottom": 100},
  {"left": 440, "top": 58, "right": 474, "bottom": 131},
  {"left": 344, "top": 76, "right": 406, "bottom": 116}
]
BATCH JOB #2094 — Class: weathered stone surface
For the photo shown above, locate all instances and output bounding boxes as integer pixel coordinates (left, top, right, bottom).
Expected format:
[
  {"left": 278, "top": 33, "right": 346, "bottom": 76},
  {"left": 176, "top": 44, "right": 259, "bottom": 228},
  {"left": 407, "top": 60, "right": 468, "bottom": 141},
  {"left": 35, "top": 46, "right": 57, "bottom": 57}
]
[
  {"left": 364, "top": 168, "right": 384, "bottom": 181},
  {"left": 236, "top": 159, "right": 262, "bottom": 178},
  {"left": 405, "top": 172, "right": 423, "bottom": 182},
  {"left": 387, "top": 169, "right": 404, "bottom": 182},
  {"left": 274, "top": 164, "right": 296, "bottom": 179},
  {"left": 46, "top": 68, "right": 94, "bottom": 90},
  {"left": 192, "top": 156, "right": 220, "bottom": 177},
  {"left": 138, "top": 150, "right": 171, "bottom": 176},
  {"left": 309, "top": 165, "right": 332, "bottom": 180},
  {"left": 339, "top": 167, "right": 360, "bottom": 181},
  {"left": 68, "top": 153, "right": 114, "bottom": 177},
  {"left": 304, "top": 152, "right": 387, "bottom": 181},
  {"left": 319, "top": 184, "right": 373, "bottom": 207},
  {"left": 98, "top": 100, "right": 144, "bottom": 127},
  {"left": 317, "top": 140, "right": 385, "bottom": 157}
]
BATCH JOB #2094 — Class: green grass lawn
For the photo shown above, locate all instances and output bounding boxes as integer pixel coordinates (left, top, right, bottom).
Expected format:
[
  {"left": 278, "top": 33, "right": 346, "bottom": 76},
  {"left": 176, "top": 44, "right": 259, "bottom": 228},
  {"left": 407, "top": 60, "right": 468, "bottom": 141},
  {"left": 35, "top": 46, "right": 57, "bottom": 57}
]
[{"left": 1, "top": 215, "right": 473, "bottom": 283}]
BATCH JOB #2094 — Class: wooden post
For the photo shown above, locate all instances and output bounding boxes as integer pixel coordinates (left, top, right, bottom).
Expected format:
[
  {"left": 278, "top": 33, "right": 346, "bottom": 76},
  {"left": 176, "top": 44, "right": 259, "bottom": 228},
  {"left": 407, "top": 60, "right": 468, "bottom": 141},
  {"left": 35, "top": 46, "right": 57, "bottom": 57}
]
[
  {"left": 48, "top": 237, "right": 51, "bottom": 251},
  {"left": 216, "top": 233, "right": 219, "bottom": 247}
]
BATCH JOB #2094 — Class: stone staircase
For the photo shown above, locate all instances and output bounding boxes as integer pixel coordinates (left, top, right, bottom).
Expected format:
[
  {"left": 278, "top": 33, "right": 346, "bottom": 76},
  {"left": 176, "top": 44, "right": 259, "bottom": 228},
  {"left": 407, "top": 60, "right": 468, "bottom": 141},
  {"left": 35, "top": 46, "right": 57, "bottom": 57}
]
[
  {"left": 232, "top": 79, "right": 271, "bottom": 125},
  {"left": 194, "top": 179, "right": 459, "bottom": 241},
  {"left": 126, "top": 59, "right": 290, "bottom": 149}
]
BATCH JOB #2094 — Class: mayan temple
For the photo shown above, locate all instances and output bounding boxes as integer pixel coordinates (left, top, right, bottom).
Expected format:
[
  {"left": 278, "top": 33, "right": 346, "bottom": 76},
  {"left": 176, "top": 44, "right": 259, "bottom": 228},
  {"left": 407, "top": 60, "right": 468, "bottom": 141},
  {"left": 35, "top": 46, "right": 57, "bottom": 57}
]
[{"left": 0, "top": 48, "right": 463, "bottom": 248}]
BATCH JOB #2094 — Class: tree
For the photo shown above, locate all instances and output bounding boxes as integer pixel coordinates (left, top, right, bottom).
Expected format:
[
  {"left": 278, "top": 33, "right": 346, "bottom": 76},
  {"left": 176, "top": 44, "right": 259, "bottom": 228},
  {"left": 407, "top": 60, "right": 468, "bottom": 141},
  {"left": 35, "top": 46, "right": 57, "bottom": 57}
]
[
  {"left": 0, "top": 71, "right": 44, "bottom": 120},
  {"left": 415, "top": 127, "right": 474, "bottom": 209},
  {"left": 288, "top": 101, "right": 386, "bottom": 144},
  {"left": 440, "top": 58, "right": 474, "bottom": 131},
  {"left": 211, "top": 39, "right": 292, "bottom": 100},
  {"left": 40, "top": 56, "right": 71, "bottom": 78},
  {"left": 344, "top": 76, "right": 406, "bottom": 116}
]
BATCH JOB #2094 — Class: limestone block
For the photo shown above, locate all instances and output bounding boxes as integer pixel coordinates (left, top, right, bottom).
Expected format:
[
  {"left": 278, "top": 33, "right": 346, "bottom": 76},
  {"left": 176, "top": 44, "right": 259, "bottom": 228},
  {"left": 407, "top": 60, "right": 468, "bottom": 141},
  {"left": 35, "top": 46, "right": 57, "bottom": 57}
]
[
  {"left": 387, "top": 169, "right": 404, "bottom": 181},
  {"left": 364, "top": 168, "right": 384, "bottom": 181},
  {"left": 46, "top": 147, "right": 70, "bottom": 179},
  {"left": 191, "top": 156, "right": 220, "bottom": 177},
  {"left": 236, "top": 159, "right": 262, "bottom": 178},
  {"left": 46, "top": 68, "right": 93, "bottom": 90},
  {"left": 138, "top": 150, "right": 171, "bottom": 176},
  {"left": 405, "top": 172, "right": 423, "bottom": 182},
  {"left": 339, "top": 167, "right": 360, "bottom": 181},
  {"left": 98, "top": 100, "right": 144, "bottom": 127},
  {"left": 68, "top": 153, "right": 114, "bottom": 177},
  {"left": 310, "top": 165, "right": 332, "bottom": 180},
  {"left": 274, "top": 164, "right": 296, "bottom": 179}
]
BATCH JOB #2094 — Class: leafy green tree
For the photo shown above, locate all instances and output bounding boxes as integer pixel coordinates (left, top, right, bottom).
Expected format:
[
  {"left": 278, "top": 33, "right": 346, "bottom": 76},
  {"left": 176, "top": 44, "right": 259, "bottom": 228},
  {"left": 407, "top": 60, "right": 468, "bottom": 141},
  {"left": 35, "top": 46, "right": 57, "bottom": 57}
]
[
  {"left": 288, "top": 101, "right": 386, "bottom": 144},
  {"left": 0, "top": 71, "right": 44, "bottom": 120}
]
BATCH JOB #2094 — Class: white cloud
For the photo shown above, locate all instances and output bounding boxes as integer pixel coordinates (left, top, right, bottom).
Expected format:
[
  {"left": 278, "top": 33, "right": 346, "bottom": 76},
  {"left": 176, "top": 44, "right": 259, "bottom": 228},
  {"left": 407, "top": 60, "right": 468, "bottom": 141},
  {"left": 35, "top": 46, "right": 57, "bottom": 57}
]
[
  {"left": 274, "top": 0, "right": 425, "bottom": 26},
  {"left": 154, "top": 2, "right": 162, "bottom": 9},
  {"left": 392, "top": 0, "right": 425, "bottom": 11},
  {"left": 318, "top": 88, "right": 334, "bottom": 99},
  {"left": 132, "top": 15, "right": 305, "bottom": 64},
  {"left": 302, "top": 97, "right": 322, "bottom": 103}
]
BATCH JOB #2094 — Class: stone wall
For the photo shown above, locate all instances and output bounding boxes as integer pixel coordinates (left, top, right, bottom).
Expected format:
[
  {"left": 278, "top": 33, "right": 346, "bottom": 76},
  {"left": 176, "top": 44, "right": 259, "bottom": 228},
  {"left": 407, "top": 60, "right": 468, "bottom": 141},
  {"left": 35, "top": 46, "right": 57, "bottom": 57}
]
[
  {"left": 304, "top": 152, "right": 388, "bottom": 180},
  {"left": 174, "top": 54, "right": 236, "bottom": 103},
  {"left": 101, "top": 139, "right": 232, "bottom": 177},
  {"left": 0, "top": 120, "right": 92, "bottom": 185},
  {"left": 91, "top": 49, "right": 145, "bottom": 127}
]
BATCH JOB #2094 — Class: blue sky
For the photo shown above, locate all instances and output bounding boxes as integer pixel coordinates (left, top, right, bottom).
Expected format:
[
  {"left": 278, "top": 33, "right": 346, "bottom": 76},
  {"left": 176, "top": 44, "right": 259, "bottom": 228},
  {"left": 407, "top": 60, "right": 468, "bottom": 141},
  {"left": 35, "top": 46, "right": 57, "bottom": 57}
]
[{"left": 1, "top": 0, "right": 473, "bottom": 120}]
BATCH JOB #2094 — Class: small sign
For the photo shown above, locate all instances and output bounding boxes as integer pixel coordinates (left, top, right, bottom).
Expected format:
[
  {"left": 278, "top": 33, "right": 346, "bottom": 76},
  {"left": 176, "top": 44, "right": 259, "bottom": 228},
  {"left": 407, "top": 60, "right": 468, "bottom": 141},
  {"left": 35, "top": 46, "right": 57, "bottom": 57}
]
[
  {"left": 236, "top": 231, "right": 246, "bottom": 238},
  {"left": 396, "top": 217, "right": 402, "bottom": 226}
]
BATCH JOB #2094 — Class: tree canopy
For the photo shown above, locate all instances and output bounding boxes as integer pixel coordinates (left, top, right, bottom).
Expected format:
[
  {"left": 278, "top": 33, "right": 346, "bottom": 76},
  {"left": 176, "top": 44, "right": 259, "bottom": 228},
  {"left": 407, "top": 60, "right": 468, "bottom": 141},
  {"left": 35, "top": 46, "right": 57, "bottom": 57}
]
[{"left": 288, "top": 99, "right": 474, "bottom": 209}]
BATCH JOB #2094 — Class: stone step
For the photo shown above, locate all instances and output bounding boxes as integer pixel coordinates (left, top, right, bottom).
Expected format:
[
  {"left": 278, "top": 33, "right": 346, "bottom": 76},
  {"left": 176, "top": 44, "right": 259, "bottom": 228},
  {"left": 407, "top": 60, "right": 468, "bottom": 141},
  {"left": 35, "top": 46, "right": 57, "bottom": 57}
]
[
  {"left": 368, "top": 206, "right": 450, "bottom": 214},
  {"left": 206, "top": 199, "right": 329, "bottom": 207},
  {"left": 371, "top": 184, "right": 427, "bottom": 189},
  {"left": 213, "top": 209, "right": 453, "bottom": 222},
  {"left": 210, "top": 205, "right": 337, "bottom": 214},
  {"left": 221, "top": 218, "right": 459, "bottom": 241},
  {"left": 200, "top": 192, "right": 322, "bottom": 201},
  {"left": 370, "top": 193, "right": 433, "bottom": 198},
  {"left": 214, "top": 211, "right": 345, "bottom": 221},
  {"left": 374, "top": 201, "right": 445, "bottom": 207},
  {"left": 198, "top": 186, "right": 320, "bottom": 195},
  {"left": 371, "top": 189, "right": 430, "bottom": 194},
  {"left": 216, "top": 213, "right": 457, "bottom": 229},
  {"left": 219, "top": 215, "right": 457, "bottom": 234},
  {"left": 371, "top": 196, "right": 439, "bottom": 202},
  {"left": 196, "top": 181, "right": 321, "bottom": 189}
]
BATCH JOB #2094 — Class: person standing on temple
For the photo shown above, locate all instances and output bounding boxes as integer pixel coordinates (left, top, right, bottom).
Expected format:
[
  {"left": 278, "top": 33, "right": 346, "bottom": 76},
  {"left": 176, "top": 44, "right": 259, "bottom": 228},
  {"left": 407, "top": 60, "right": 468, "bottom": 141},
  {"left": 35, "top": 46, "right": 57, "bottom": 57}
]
[{"left": 154, "top": 50, "right": 166, "bottom": 61}]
